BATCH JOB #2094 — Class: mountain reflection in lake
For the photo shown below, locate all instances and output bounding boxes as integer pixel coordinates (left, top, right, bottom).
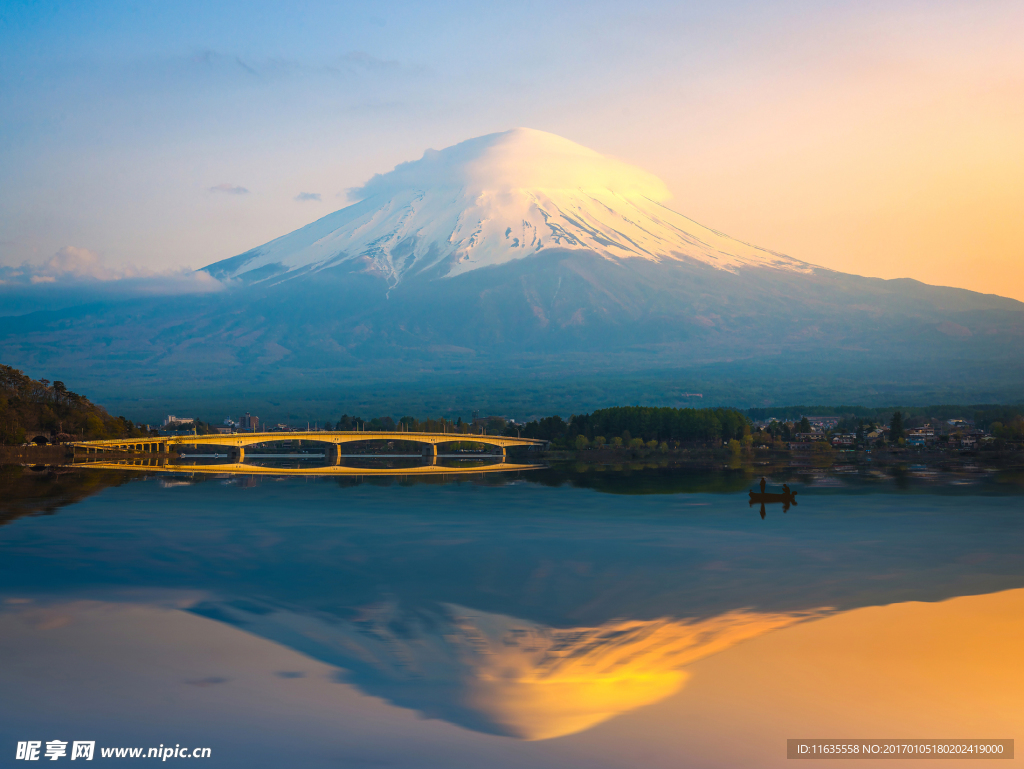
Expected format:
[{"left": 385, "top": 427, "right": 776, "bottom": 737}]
[
  {"left": 1, "top": 462, "right": 1023, "bottom": 767},
  {"left": 184, "top": 598, "right": 819, "bottom": 741}
]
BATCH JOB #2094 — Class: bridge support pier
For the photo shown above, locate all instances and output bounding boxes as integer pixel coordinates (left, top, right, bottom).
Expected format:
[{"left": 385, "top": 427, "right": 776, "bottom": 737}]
[{"left": 423, "top": 443, "right": 437, "bottom": 466}]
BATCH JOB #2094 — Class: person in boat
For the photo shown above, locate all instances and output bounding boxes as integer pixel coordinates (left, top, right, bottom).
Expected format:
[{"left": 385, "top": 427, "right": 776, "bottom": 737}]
[
  {"left": 759, "top": 477, "right": 766, "bottom": 493},
  {"left": 782, "top": 483, "right": 791, "bottom": 496}
]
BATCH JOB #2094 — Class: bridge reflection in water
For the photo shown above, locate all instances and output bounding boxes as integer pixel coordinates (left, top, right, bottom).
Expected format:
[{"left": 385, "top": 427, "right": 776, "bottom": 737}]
[{"left": 72, "top": 458, "right": 544, "bottom": 477}]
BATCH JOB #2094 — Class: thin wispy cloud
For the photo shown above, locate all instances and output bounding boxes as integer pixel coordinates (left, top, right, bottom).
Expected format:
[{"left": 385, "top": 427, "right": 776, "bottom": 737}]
[
  {"left": 186, "top": 49, "right": 406, "bottom": 81},
  {"left": 234, "top": 56, "right": 259, "bottom": 77},
  {"left": 337, "top": 51, "right": 401, "bottom": 73},
  {"left": 209, "top": 183, "right": 249, "bottom": 195},
  {"left": 295, "top": 192, "right": 322, "bottom": 202}
]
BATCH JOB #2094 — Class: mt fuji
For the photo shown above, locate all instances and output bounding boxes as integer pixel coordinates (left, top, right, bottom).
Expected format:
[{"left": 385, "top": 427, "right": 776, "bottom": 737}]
[
  {"left": 2, "top": 129, "right": 1023, "bottom": 414},
  {"left": 206, "top": 129, "right": 812, "bottom": 286}
]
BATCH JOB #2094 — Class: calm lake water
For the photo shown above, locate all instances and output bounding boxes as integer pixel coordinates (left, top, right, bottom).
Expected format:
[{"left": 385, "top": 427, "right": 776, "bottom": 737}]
[{"left": 2, "top": 462, "right": 1022, "bottom": 767}]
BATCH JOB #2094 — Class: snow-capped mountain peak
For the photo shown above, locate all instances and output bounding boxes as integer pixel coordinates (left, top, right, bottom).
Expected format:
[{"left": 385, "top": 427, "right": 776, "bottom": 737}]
[{"left": 206, "top": 128, "right": 813, "bottom": 285}]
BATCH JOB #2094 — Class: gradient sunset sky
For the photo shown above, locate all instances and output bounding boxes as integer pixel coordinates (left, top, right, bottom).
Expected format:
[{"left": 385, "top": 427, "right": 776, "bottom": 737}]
[{"left": 2, "top": 0, "right": 1022, "bottom": 299}]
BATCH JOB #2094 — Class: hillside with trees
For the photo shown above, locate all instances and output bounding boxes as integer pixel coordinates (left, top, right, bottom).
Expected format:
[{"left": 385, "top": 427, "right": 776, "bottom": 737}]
[{"left": 0, "top": 364, "right": 156, "bottom": 445}]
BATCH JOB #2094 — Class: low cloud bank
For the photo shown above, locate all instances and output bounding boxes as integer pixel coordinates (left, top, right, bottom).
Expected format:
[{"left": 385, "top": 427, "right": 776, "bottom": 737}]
[
  {"left": 0, "top": 247, "right": 226, "bottom": 315},
  {"left": 19, "top": 246, "right": 146, "bottom": 282}
]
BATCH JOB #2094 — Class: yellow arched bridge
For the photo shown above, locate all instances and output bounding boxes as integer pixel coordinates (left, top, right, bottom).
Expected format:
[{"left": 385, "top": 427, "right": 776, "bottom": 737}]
[{"left": 71, "top": 431, "right": 547, "bottom": 463}]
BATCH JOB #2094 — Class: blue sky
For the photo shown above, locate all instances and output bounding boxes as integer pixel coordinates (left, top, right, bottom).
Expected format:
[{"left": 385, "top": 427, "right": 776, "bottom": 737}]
[{"left": 2, "top": 0, "right": 1022, "bottom": 298}]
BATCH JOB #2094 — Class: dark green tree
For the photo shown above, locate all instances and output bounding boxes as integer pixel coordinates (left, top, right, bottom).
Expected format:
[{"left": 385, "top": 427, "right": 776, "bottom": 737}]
[{"left": 890, "top": 411, "right": 905, "bottom": 442}]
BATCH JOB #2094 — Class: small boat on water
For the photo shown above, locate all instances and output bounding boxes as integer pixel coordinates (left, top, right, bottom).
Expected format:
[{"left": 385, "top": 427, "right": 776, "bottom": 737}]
[{"left": 748, "top": 490, "right": 797, "bottom": 504}]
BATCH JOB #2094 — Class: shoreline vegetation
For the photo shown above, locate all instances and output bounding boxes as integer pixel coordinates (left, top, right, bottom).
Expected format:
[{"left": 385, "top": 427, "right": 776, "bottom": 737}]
[{"left": 2, "top": 364, "right": 1021, "bottom": 459}]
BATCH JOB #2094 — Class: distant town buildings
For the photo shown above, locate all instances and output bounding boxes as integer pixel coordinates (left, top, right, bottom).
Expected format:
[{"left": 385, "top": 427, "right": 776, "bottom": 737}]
[
  {"left": 787, "top": 440, "right": 818, "bottom": 450},
  {"left": 162, "top": 415, "right": 194, "bottom": 428},
  {"left": 794, "top": 432, "right": 827, "bottom": 441},
  {"left": 907, "top": 427, "right": 935, "bottom": 447},
  {"left": 804, "top": 416, "right": 840, "bottom": 431},
  {"left": 240, "top": 412, "right": 259, "bottom": 432}
]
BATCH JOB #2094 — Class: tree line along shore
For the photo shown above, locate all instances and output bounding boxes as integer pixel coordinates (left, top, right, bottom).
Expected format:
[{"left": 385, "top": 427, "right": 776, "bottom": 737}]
[{"left": 2, "top": 364, "right": 1021, "bottom": 456}]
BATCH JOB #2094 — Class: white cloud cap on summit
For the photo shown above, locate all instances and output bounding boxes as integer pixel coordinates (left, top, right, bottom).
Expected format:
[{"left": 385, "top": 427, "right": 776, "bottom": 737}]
[{"left": 351, "top": 128, "right": 672, "bottom": 201}]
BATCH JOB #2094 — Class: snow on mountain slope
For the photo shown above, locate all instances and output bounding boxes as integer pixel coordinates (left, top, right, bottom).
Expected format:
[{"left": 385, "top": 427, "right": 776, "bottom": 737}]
[{"left": 206, "top": 128, "right": 815, "bottom": 285}]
